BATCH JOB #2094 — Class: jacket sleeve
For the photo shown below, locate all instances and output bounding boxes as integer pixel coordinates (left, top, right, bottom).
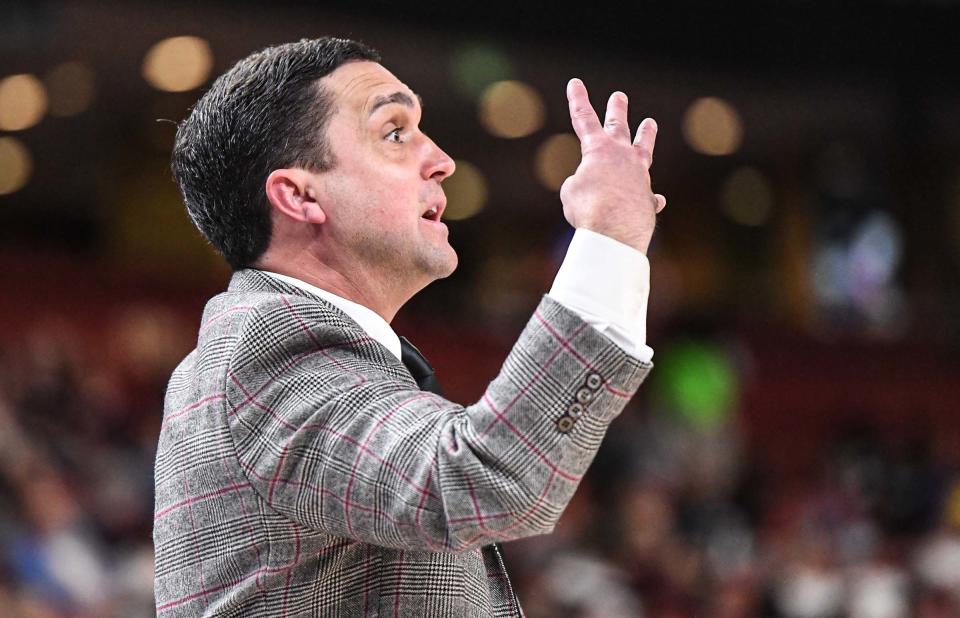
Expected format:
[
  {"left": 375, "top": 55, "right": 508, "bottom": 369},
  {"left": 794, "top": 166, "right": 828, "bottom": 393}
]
[{"left": 224, "top": 294, "right": 651, "bottom": 552}]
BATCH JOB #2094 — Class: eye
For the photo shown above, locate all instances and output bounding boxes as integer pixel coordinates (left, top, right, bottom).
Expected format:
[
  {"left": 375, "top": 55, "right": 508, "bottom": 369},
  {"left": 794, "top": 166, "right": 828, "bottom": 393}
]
[{"left": 386, "top": 127, "right": 405, "bottom": 144}]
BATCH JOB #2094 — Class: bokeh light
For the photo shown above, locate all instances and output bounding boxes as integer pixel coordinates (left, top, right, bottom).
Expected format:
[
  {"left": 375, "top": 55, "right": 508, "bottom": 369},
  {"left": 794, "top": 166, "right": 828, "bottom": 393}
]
[
  {"left": 44, "top": 61, "right": 96, "bottom": 117},
  {"left": 810, "top": 210, "right": 906, "bottom": 333},
  {"left": 946, "top": 483, "right": 960, "bottom": 528},
  {"left": 442, "top": 159, "right": 487, "bottom": 220},
  {"left": 720, "top": 166, "right": 774, "bottom": 226},
  {"left": 142, "top": 36, "right": 214, "bottom": 93},
  {"left": 682, "top": 96, "right": 743, "bottom": 156},
  {"left": 0, "top": 74, "right": 48, "bottom": 131},
  {"left": 535, "top": 133, "right": 581, "bottom": 191},
  {"left": 450, "top": 43, "right": 514, "bottom": 100},
  {"left": 654, "top": 340, "right": 738, "bottom": 429},
  {"left": 0, "top": 137, "right": 33, "bottom": 195},
  {"left": 479, "top": 80, "right": 545, "bottom": 139}
]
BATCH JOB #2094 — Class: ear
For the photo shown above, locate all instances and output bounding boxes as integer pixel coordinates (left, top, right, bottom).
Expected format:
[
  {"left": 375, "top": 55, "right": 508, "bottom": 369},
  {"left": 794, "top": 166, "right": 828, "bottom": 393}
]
[{"left": 265, "top": 168, "right": 326, "bottom": 225}]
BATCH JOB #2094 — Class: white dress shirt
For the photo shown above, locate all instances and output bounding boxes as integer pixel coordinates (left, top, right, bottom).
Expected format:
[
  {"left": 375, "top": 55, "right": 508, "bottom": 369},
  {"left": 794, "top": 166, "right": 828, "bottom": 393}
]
[
  {"left": 547, "top": 228, "right": 654, "bottom": 362},
  {"left": 261, "top": 228, "right": 653, "bottom": 363}
]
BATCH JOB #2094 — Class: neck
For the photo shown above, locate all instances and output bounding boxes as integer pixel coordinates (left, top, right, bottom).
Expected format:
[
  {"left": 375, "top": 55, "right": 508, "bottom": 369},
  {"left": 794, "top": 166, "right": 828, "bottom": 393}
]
[{"left": 256, "top": 249, "right": 418, "bottom": 324}]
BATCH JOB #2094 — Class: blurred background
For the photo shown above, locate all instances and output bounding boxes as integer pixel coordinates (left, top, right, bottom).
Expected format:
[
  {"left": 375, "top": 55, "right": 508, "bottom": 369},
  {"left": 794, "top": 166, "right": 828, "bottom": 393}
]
[{"left": 2, "top": 1, "right": 960, "bottom": 616}]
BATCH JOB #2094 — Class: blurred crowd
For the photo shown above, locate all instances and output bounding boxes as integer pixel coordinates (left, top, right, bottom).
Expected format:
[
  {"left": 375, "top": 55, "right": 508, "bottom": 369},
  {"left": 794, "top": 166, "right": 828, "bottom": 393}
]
[
  {"left": 506, "top": 409, "right": 960, "bottom": 617},
  {"left": 0, "top": 311, "right": 178, "bottom": 618},
  {"left": 506, "top": 335, "right": 960, "bottom": 618},
  {"left": 1, "top": 315, "right": 960, "bottom": 618}
]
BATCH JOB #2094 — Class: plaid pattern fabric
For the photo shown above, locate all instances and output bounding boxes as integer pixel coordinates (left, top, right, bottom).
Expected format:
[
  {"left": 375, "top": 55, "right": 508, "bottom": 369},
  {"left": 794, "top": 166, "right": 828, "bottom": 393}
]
[{"left": 154, "top": 269, "right": 652, "bottom": 616}]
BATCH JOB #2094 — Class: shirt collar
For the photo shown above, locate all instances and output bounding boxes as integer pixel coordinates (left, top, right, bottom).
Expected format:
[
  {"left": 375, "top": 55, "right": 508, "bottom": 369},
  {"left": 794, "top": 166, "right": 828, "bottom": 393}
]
[{"left": 257, "top": 270, "right": 402, "bottom": 362}]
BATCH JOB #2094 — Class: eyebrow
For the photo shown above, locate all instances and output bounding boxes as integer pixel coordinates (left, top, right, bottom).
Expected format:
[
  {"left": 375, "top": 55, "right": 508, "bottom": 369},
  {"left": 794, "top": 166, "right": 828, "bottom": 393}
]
[{"left": 367, "top": 91, "right": 423, "bottom": 117}]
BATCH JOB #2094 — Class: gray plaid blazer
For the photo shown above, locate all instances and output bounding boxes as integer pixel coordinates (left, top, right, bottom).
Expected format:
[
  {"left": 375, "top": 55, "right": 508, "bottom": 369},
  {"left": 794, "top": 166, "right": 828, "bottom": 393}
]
[{"left": 153, "top": 269, "right": 651, "bottom": 616}]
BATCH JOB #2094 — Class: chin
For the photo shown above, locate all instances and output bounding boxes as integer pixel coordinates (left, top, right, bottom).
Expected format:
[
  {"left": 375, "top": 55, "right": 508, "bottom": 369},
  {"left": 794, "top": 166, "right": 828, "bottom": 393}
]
[
  {"left": 414, "top": 241, "right": 458, "bottom": 282},
  {"left": 434, "top": 247, "right": 459, "bottom": 279}
]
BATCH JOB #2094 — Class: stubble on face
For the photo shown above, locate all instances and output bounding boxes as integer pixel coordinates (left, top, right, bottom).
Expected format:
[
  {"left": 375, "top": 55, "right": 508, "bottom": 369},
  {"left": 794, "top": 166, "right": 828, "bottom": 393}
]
[{"left": 329, "top": 183, "right": 458, "bottom": 287}]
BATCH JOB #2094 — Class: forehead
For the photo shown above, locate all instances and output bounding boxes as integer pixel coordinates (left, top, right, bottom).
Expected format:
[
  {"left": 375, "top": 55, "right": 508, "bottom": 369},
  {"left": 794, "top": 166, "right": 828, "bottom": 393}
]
[{"left": 321, "top": 60, "right": 417, "bottom": 116}]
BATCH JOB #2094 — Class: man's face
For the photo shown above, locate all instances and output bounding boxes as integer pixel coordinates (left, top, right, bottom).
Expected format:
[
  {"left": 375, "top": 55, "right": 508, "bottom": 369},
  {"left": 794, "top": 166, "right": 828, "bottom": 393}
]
[{"left": 315, "top": 60, "right": 458, "bottom": 289}]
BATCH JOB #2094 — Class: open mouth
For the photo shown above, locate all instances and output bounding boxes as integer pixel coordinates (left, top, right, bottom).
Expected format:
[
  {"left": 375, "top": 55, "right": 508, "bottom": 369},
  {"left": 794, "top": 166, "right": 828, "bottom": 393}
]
[{"left": 421, "top": 202, "right": 445, "bottom": 222}]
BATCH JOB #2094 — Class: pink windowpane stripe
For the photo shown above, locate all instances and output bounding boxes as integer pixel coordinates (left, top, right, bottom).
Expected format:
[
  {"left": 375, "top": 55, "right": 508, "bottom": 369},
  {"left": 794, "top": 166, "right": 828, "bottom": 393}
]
[
  {"left": 227, "top": 335, "right": 373, "bottom": 418},
  {"left": 229, "top": 372, "right": 298, "bottom": 431},
  {"left": 340, "top": 392, "right": 434, "bottom": 537},
  {"left": 180, "top": 445, "right": 209, "bottom": 604},
  {"left": 482, "top": 393, "right": 580, "bottom": 482},
  {"left": 157, "top": 539, "right": 354, "bottom": 612},
  {"left": 199, "top": 305, "right": 252, "bottom": 335},
  {"left": 279, "top": 522, "right": 302, "bottom": 616},
  {"left": 461, "top": 468, "right": 560, "bottom": 547},
  {"left": 534, "top": 310, "right": 632, "bottom": 400},
  {"left": 162, "top": 393, "right": 226, "bottom": 427},
  {"left": 155, "top": 481, "right": 251, "bottom": 520},
  {"left": 479, "top": 318, "right": 589, "bottom": 438},
  {"left": 281, "top": 295, "right": 372, "bottom": 382},
  {"left": 220, "top": 455, "right": 266, "bottom": 595}
]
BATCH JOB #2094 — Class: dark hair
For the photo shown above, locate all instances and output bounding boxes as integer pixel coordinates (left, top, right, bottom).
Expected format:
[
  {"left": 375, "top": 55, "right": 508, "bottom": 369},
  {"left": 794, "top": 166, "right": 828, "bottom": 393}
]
[{"left": 171, "top": 37, "right": 380, "bottom": 270}]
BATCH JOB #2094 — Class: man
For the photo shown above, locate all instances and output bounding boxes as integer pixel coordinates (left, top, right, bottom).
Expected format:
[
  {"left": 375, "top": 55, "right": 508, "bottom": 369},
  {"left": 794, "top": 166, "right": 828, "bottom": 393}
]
[{"left": 154, "top": 36, "right": 665, "bottom": 616}]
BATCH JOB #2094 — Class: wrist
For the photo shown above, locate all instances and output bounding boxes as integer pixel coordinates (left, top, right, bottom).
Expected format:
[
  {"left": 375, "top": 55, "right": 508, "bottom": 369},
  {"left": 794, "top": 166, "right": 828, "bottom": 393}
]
[{"left": 576, "top": 222, "right": 653, "bottom": 255}]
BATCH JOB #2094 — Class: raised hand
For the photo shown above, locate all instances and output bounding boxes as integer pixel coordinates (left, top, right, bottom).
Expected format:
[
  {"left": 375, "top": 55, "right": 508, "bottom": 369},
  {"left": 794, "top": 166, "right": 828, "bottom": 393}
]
[{"left": 560, "top": 78, "right": 666, "bottom": 254}]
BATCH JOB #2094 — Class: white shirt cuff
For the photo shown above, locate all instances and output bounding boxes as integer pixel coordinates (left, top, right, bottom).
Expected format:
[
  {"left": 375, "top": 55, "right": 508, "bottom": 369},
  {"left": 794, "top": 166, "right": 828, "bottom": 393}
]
[{"left": 547, "top": 228, "right": 654, "bottom": 363}]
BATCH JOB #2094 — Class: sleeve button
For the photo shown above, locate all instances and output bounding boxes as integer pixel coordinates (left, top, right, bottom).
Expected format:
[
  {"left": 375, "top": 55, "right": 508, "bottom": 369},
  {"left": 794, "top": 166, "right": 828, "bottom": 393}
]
[
  {"left": 576, "top": 388, "right": 594, "bottom": 404},
  {"left": 568, "top": 403, "right": 584, "bottom": 418},
  {"left": 586, "top": 373, "right": 603, "bottom": 390},
  {"left": 556, "top": 416, "right": 576, "bottom": 433}
]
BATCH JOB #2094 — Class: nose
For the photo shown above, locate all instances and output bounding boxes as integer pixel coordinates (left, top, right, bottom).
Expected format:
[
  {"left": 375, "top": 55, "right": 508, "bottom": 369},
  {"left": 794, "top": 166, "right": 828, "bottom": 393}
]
[{"left": 422, "top": 137, "right": 456, "bottom": 181}]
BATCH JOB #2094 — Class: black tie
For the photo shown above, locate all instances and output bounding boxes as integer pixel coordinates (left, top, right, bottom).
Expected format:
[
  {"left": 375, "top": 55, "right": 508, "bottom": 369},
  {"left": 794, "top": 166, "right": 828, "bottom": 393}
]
[{"left": 399, "top": 336, "right": 444, "bottom": 396}]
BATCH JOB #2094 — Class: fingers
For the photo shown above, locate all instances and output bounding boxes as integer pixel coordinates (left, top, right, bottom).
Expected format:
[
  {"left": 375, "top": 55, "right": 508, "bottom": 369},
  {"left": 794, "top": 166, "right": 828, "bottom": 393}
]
[
  {"left": 654, "top": 193, "right": 666, "bottom": 213},
  {"left": 566, "top": 78, "right": 602, "bottom": 149},
  {"left": 569, "top": 79, "right": 661, "bottom": 170},
  {"left": 633, "top": 117, "right": 658, "bottom": 168},
  {"left": 603, "top": 91, "right": 631, "bottom": 140}
]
